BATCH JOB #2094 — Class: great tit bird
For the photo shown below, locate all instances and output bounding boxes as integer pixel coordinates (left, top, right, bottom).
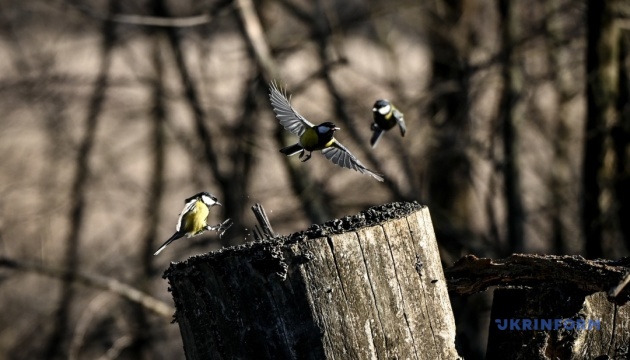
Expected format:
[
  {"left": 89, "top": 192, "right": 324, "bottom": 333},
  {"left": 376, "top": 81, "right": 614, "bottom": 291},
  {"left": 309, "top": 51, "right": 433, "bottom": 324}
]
[
  {"left": 269, "top": 82, "right": 384, "bottom": 182},
  {"left": 153, "top": 192, "right": 232, "bottom": 255},
  {"left": 370, "top": 99, "right": 406, "bottom": 148}
]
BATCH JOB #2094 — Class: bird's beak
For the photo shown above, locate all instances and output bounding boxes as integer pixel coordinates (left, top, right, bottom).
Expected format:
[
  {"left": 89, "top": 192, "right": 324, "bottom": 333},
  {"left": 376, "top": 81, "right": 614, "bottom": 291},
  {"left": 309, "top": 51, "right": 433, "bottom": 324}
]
[
  {"left": 334, "top": 127, "right": 341, "bottom": 130},
  {"left": 372, "top": 108, "right": 377, "bottom": 111},
  {"left": 216, "top": 202, "right": 222, "bottom": 206}
]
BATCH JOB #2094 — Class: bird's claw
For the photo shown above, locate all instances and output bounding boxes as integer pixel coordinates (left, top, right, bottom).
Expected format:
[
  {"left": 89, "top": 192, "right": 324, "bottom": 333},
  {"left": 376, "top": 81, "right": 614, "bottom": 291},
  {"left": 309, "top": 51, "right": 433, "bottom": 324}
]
[
  {"left": 301, "top": 153, "right": 312, "bottom": 162},
  {"left": 217, "top": 218, "right": 233, "bottom": 238},
  {"left": 203, "top": 218, "right": 232, "bottom": 238}
]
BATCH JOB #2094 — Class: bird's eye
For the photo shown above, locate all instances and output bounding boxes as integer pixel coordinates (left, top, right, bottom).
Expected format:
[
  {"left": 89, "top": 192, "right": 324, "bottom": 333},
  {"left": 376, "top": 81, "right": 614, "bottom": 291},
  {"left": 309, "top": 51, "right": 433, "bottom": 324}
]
[{"left": 378, "top": 104, "right": 391, "bottom": 115}]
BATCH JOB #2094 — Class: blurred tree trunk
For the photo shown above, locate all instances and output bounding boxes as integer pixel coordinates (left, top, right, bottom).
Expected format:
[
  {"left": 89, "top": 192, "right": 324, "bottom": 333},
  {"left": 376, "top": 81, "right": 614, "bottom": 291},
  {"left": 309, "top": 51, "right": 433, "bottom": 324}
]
[
  {"left": 545, "top": 0, "right": 576, "bottom": 255},
  {"left": 583, "top": 0, "right": 620, "bottom": 259},
  {"left": 127, "top": 23, "right": 168, "bottom": 359},
  {"left": 424, "top": 0, "right": 476, "bottom": 258},
  {"left": 222, "top": 73, "right": 257, "bottom": 244},
  {"left": 423, "top": 2, "right": 484, "bottom": 359},
  {"left": 45, "top": 1, "right": 118, "bottom": 359},
  {"left": 143, "top": 23, "right": 166, "bottom": 288},
  {"left": 497, "top": 0, "right": 525, "bottom": 254},
  {"left": 613, "top": 31, "right": 630, "bottom": 252}
]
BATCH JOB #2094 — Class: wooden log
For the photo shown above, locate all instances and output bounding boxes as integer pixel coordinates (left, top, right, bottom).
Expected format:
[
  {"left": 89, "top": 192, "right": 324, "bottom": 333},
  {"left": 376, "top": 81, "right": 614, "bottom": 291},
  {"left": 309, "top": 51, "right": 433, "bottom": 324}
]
[
  {"left": 445, "top": 254, "right": 630, "bottom": 303},
  {"left": 164, "top": 202, "right": 460, "bottom": 359}
]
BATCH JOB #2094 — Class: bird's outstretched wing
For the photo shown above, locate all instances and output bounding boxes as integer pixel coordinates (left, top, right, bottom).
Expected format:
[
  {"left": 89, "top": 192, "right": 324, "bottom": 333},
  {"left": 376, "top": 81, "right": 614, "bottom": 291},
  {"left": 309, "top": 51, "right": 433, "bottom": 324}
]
[
  {"left": 175, "top": 198, "right": 197, "bottom": 232},
  {"left": 321, "top": 141, "right": 384, "bottom": 181},
  {"left": 394, "top": 108, "right": 406, "bottom": 136},
  {"left": 269, "top": 81, "right": 314, "bottom": 136}
]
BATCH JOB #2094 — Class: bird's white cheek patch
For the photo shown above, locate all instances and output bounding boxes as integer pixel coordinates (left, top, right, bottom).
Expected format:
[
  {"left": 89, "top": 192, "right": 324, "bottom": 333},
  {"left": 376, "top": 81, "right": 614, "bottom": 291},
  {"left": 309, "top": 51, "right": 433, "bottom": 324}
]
[
  {"left": 202, "top": 194, "right": 214, "bottom": 205},
  {"left": 378, "top": 105, "right": 391, "bottom": 115}
]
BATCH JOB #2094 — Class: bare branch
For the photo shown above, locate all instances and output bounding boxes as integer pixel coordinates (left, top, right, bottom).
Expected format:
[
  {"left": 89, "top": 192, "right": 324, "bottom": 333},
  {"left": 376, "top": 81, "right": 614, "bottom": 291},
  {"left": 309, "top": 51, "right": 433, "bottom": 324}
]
[{"left": 235, "top": 0, "right": 278, "bottom": 80}]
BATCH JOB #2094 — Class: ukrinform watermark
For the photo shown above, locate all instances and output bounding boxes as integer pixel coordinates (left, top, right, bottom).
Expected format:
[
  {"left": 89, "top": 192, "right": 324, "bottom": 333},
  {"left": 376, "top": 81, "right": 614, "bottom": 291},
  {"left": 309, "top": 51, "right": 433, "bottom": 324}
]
[{"left": 494, "top": 318, "right": 601, "bottom": 331}]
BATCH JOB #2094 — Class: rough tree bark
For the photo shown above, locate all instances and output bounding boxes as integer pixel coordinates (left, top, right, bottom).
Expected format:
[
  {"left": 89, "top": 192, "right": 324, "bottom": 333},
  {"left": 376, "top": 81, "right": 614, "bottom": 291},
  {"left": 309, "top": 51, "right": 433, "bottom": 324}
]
[
  {"left": 164, "top": 202, "right": 459, "bottom": 359},
  {"left": 446, "top": 254, "right": 630, "bottom": 299}
]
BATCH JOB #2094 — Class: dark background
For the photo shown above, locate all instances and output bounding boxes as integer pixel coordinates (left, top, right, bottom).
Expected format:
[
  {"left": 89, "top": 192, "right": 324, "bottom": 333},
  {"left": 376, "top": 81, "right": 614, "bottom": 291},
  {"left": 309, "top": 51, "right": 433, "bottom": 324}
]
[{"left": 0, "top": 0, "right": 629, "bottom": 359}]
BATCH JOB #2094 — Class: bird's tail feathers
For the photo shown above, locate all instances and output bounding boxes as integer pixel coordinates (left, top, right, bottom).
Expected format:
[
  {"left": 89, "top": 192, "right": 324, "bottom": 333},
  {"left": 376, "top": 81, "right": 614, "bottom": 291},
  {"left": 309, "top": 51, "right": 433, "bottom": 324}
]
[
  {"left": 153, "top": 232, "right": 184, "bottom": 255},
  {"left": 370, "top": 128, "right": 385, "bottom": 148},
  {"left": 280, "top": 143, "right": 303, "bottom": 156}
]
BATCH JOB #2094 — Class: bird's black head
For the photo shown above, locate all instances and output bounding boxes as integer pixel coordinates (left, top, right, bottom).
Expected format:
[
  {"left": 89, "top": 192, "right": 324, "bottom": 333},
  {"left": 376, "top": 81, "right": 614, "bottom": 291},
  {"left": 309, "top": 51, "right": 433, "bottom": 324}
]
[
  {"left": 373, "top": 99, "right": 391, "bottom": 115},
  {"left": 316, "top": 122, "right": 340, "bottom": 135},
  {"left": 186, "top": 192, "right": 220, "bottom": 206}
]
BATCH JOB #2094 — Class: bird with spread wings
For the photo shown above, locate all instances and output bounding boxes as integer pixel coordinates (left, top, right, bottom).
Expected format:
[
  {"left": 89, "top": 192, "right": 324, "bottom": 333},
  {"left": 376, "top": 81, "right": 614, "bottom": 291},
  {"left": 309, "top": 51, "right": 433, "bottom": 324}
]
[{"left": 269, "top": 82, "right": 384, "bottom": 182}]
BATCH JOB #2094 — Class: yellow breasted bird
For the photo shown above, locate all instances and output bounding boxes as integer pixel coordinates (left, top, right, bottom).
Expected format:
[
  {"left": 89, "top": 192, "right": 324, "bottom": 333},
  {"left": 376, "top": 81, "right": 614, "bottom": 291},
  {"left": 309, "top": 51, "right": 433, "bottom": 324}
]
[
  {"left": 370, "top": 99, "right": 406, "bottom": 148},
  {"left": 269, "top": 82, "right": 384, "bottom": 182},
  {"left": 154, "top": 192, "right": 233, "bottom": 255}
]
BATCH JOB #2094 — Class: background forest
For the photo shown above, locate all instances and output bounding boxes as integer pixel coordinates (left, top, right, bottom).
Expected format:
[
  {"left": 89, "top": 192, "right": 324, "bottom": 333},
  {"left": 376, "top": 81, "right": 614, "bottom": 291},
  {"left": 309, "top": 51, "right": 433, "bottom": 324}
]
[{"left": 1, "top": 0, "right": 629, "bottom": 359}]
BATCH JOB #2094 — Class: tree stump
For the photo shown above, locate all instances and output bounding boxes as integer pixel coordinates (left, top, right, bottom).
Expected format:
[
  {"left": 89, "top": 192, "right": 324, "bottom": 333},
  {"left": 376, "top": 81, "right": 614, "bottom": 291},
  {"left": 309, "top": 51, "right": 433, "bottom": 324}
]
[
  {"left": 164, "top": 202, "right": 460, "bottom": 359},
  {"left": 445, "top": 254, "right": 630, "bottom": 359},
  {"left": 487, "top": 288, "right": 630, "bottom": 360}
]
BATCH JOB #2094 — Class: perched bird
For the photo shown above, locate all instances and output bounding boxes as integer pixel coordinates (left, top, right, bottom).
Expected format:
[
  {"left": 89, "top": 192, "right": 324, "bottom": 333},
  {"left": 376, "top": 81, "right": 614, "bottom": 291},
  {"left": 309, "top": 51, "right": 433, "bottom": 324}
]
[
  {"left": 154, "top": 192, "right": 232, "bottom": 255},
  {"left": 269, "top": 82, "right": 384, "bottom": 182},
  {"left": 370, "top": 99, "right": 406, "bottom": 148}
]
